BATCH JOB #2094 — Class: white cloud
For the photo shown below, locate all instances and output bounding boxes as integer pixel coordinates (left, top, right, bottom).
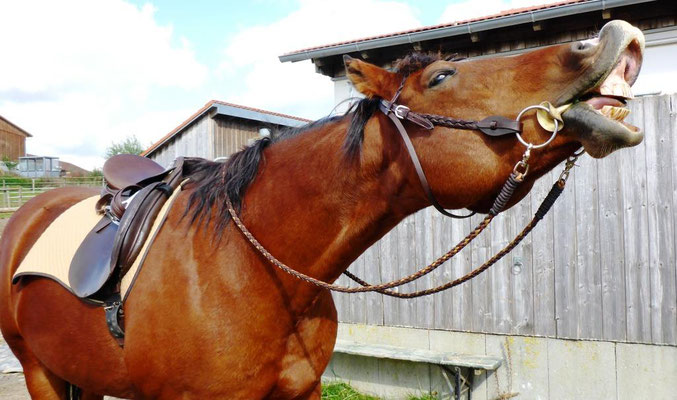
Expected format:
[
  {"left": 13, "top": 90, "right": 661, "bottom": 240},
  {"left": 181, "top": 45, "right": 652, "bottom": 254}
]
[
  {"left": 439, "top": 0, "right": 563, "bottom": 24},
  {"left": 217, "top": 0, "right": 421, "bottom": 120},
  {"left": 0, "top": 0, "right": 207, "bottom": 170}
]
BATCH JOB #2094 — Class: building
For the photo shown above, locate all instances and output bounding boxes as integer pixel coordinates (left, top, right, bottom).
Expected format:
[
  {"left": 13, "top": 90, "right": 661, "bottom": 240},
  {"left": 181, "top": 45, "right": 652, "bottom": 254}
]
[
  {"left": 0, "top": 115, "right": 31, "bottom": 162},
  {"left": 280, "top": 1, "right": 677, "bottom": 399},
  {"left": 281, "top": 0, "right": 677, "bottom": 107},
  {"left": 17, "top": 156, "right": 60, "bottom": 178},
  {"left": 142, "top": 100, "right": 310, "bottom": 167}
]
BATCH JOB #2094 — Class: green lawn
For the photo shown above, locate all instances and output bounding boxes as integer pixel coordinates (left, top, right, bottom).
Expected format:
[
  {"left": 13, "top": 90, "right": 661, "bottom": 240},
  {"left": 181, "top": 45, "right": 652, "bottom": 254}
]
[{"left": 322, "top": 382, "right": 436, "bottom": 400}]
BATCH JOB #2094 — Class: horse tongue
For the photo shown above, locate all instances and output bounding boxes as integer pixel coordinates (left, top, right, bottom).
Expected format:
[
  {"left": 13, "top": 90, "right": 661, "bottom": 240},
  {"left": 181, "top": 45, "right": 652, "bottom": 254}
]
[{"left": 585, "top": 96, "right": 624, "bottom": 110}]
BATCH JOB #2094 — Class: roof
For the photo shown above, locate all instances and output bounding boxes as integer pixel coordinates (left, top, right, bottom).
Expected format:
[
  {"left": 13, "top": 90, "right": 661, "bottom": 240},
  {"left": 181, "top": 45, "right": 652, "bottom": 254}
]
[
  {"left": 59, "top": 160, "right": 91, "bottom": 177},
  {"left": 142, "top": 100, "right": 311, "bottom": 157},
  {"left": 279, "top": 0, "right": 653, "bottom": 62},
  {"left": 0, "top": 115, "right": 32, "bottom": 137}
]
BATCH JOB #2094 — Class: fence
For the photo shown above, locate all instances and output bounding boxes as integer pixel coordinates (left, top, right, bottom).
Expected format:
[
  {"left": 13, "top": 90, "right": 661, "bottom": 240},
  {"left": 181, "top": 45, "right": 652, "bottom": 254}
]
[
  {"left": 0, "top": 177, "right": 103, "bottom": 211},
  {"left": 333, "top": 93, "right": 677, "bottom": 346}
]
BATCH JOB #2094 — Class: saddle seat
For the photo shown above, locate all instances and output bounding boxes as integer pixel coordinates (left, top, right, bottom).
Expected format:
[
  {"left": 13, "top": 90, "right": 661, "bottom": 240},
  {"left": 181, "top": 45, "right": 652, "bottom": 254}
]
[
  {"left": 102, "top": 154, "right": 166, "bottom": 190},
  {"left": 69, "top": 154, "right": 185, "bottom": 301}
]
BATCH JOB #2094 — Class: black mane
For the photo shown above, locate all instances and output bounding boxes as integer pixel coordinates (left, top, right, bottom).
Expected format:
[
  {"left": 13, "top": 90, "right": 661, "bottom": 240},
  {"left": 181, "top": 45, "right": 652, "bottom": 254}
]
[
  {"left": 184, "top": 52, "right": 441, "bottom": 233},
  {"left": 183, "top": 99, "right": 379, "bottom": 233}
]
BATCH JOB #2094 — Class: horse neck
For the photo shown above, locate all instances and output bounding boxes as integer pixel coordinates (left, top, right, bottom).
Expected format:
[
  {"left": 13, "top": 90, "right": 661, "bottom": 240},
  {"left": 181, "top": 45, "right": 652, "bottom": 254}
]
[{"left": 236, "top": 113, "right": 420, "bottom": 307}]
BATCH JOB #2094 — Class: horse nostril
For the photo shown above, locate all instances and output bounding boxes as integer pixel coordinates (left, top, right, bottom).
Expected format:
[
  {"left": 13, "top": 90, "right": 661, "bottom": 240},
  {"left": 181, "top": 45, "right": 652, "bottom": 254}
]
[{"left": 573, "top": 38, "right": 599, "bottom": 54}]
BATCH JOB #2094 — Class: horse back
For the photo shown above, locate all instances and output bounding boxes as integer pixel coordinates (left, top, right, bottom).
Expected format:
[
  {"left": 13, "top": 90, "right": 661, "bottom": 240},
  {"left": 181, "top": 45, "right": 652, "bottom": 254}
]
[{"left": 0, "top": 187, "right": 98, "bottom": 337}]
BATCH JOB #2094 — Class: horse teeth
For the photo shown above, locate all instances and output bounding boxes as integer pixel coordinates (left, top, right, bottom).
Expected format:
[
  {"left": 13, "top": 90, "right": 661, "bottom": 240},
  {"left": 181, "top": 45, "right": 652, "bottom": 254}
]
[
  {"left": 600, "top": 105, "right": 630, "bottom": 121},
  {"left": 599, "top": 82, "right": 633, "bottom": 99}
]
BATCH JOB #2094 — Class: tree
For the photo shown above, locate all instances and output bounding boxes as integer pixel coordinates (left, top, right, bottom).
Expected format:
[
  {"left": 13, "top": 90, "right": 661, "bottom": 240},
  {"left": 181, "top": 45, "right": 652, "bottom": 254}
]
[
  {"left": 105, "top": 135, "right": 144, "bottom": 159},
  {"left": 89, "top": 167, "right": 103, "bottom": 177},
  {"left": 1, "top": 156, "right": 18, "bottom": 171}
]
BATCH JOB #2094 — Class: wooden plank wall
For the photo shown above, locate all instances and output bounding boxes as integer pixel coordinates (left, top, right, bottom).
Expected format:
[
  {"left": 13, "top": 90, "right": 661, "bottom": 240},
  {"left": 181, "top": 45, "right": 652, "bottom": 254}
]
[
  {"left": 150, "top": 116, "right": 211, "bottom": 167},
  {"left": 0, "top": 119, "right": 26, "bottom": 161},
  {"left": 212, "top": 118, "right": 260, "bottom": 159},
  {"left": 334, "top": 94, "right": 677, "bottom": 345}
]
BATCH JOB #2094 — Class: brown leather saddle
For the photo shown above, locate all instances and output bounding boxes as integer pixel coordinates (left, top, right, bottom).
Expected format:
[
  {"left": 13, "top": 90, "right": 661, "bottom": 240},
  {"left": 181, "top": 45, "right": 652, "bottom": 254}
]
[{"left": 68, "top": 155, "right": 185, "bottom": 302}]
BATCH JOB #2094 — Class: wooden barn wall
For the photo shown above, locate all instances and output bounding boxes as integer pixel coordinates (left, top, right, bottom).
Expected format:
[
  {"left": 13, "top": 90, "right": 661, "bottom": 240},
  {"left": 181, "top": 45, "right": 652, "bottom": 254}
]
[
  {"left": 212, "top": 117, "right": 260, "bottom": 159},
  {"left": 333, "top": 94, "right": 677, "bottom": 346},
  {"left": 0, "top": 119, "right": 26, "bottom": 160},
  {"left": 461, "top": 16, "right": 676, "bottom": 60},
  {"left": 149, "top": 116, "right": 211, "bottom": 168}
]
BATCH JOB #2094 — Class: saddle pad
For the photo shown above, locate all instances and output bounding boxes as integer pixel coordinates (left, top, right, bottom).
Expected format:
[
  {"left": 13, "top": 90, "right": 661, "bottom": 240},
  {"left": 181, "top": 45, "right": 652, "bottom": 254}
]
[
  {"left": 14, "top": 186, "right": 183, "bottom": 300},
  {"left": 13, "top": 196, "right": 101, "bottom": 291}
]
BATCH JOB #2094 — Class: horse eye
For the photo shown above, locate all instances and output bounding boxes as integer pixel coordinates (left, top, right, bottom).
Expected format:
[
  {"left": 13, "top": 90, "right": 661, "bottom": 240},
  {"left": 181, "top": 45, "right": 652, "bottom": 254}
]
[{"left": 429, "top": 70, "right": 456, "bottom": 88}]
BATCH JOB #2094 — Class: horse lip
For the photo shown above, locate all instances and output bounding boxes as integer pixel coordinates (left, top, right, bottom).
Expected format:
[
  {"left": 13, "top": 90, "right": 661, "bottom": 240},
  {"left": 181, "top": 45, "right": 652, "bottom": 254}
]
[{"left": 558, "top": 21, "right": 645, "bottom": 107}]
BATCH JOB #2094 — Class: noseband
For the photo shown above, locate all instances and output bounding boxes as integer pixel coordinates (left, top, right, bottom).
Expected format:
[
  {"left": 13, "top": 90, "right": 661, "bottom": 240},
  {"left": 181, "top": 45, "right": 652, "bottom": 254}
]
[{"left": 379, "top": 77, "right": 561, "bottom": 218}]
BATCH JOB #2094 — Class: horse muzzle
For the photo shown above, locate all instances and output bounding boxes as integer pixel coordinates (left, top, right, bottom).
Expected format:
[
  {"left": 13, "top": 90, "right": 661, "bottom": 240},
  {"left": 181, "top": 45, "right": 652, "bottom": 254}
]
[{"left": 559, "top": 20, "right": 645, "bottom": 158}]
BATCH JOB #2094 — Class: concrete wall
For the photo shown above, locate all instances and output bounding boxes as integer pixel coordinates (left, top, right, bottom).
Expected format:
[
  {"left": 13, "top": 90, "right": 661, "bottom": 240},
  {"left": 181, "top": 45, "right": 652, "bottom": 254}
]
[{"left": 325, "top": 323, "right": 677, "bottom": 400}]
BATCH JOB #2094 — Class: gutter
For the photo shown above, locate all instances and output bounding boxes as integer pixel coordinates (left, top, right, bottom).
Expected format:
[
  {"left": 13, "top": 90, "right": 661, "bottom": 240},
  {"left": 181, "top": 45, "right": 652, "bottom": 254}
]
[{"left": 279, "top": 0, "right": 656, "bottom": 63}]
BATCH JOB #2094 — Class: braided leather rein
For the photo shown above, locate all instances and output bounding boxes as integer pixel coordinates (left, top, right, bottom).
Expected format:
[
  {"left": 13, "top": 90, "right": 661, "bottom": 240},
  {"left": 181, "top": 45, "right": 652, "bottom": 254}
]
[
  {"left": 224, "top": 79, "right": 579, "bottom": 296},
  {"left": 225, "top": 154, "right": 580, "bottom": 297}
]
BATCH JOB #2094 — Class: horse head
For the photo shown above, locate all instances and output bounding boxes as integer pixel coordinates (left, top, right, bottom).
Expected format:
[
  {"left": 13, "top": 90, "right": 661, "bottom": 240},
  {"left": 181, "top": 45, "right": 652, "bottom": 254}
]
[{"left": 343, "top": 19, "right": 644, "bottom": 212}]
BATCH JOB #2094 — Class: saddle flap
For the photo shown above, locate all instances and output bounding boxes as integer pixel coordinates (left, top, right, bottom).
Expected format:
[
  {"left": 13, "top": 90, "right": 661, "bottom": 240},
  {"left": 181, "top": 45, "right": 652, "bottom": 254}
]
[{"left": 69, "top": 217, "right": 119, "bottom": 298}]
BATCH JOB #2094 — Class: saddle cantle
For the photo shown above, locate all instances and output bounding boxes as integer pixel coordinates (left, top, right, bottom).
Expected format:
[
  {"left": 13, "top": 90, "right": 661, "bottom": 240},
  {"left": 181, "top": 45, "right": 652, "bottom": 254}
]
[
  {"left": 102, "top": 153, "right": 166, "bottom": 191},
  {"left": 68, "top": 155, "right": 185, "bottom": 300}
]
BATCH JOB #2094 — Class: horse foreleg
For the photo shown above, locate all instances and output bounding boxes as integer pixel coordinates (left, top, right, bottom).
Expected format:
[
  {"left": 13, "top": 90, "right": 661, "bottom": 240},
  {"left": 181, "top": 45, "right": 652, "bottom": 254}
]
[{"left": 18, "top": 351, "right": 68, "bottom": 399}]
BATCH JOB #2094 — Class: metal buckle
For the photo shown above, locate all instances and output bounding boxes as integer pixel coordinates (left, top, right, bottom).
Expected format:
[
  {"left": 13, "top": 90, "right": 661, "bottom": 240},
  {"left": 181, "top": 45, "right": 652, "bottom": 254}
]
[
  {"left": 104, "top": 207, "right": 120, "bottom": 225},
  {"left": 515, "top": 104, "right": 559, "bottom": 149},
  {"left": 512, "top": 145, "right": 532, "bottom": 179},
  {"left": 393, "top": 105, "right": 410, "bottom": 119}
]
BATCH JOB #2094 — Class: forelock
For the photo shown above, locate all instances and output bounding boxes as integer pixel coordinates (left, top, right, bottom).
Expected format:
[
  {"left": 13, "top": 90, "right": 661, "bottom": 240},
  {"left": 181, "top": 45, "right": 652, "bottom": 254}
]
[{"left": 394, "top": 53, "right": 442, "bottom": 76}]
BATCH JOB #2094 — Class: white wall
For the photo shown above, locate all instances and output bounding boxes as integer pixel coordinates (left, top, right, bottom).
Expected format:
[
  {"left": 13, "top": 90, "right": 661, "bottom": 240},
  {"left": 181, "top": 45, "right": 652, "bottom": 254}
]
[{"left": 633, "top": 42, "right": 677, "bottom": 95}]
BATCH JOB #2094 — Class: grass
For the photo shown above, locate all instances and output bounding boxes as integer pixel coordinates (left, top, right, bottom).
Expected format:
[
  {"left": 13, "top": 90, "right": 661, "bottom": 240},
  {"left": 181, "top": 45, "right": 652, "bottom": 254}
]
[
  {"left": 0, "top": 212, "right": 13, "bottom": 219},
  {"left": 322, "top": 383, "right": 379, "bottom": 400},
  {"left": 321, "top": 382, "right": 437, "bottom": 400}
]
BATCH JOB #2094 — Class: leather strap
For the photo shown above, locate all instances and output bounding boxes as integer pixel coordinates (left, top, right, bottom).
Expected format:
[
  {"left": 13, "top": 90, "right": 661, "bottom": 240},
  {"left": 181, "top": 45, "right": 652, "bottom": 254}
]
[
  {"left": 104, "top": 291, "right": 125, "bottom": 347},
  {"left": 380, "top": 101, "right": 475, "bottom": 219},
  {"left": 379, "top": 77, "right": 523, "bottom": 220}
]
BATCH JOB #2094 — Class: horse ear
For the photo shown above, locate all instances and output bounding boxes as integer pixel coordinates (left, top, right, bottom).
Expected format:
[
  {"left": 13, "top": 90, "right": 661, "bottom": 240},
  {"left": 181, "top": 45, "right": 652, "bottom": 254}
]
[{"left": 344, "top": 55, "right": 399, "bottom": 99}]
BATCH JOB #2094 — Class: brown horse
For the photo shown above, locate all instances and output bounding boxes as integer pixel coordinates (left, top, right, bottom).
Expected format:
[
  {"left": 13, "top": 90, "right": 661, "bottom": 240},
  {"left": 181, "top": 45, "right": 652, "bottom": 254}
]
[{"left": 0, "top": 20, "right": 644, "bottom": 399}]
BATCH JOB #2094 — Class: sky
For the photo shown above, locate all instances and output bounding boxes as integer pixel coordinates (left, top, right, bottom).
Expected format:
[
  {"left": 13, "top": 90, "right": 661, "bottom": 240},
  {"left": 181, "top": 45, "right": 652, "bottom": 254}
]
[{"left": 0, "top": 0, "right": 562, "bottom": 170}]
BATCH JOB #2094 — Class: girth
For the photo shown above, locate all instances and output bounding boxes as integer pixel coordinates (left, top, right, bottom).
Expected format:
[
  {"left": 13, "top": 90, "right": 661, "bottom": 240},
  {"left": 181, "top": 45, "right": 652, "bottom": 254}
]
[{"left": 68, "top": 155, "right": 185, "bottom": 346}]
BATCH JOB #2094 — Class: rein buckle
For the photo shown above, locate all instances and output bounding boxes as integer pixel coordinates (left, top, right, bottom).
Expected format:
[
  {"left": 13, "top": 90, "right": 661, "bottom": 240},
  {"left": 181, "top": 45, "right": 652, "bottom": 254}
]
[{"left": 393, "top": 104, "right": 410, "bottom": 119}]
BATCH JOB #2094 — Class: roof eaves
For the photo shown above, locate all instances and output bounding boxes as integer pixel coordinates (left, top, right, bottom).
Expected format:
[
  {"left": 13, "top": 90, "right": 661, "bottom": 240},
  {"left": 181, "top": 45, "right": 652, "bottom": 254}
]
[
  {"left": 0, "top": 115, "right": 32, "bottom": 137},
  {"left": 212, "top": 102, "right": 310, "bottom": 128},
  {"left": 279, "top": 0, "right": 655, "bottom": 63},
  {"left": 141, "top": 101, "right": 215, "bottom": 157},
  {"left": 142, "top": 101, "right": 311, "bottom": 157}
]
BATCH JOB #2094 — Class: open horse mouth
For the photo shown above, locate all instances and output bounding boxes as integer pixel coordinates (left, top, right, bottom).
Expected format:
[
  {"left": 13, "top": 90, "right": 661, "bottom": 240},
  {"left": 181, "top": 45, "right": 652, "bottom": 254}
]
[{"left": 561, "top": 20, "right": 645, "bottom": 158}]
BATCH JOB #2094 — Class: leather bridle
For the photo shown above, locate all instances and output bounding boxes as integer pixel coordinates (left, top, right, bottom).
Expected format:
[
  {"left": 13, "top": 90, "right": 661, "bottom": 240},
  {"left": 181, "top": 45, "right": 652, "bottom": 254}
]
[
  {"left": 379, "top": 77, "right": 559, "bottom": 218},
  {"left": 224, "top": 78, "right": 580, "bottom": 297}
]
